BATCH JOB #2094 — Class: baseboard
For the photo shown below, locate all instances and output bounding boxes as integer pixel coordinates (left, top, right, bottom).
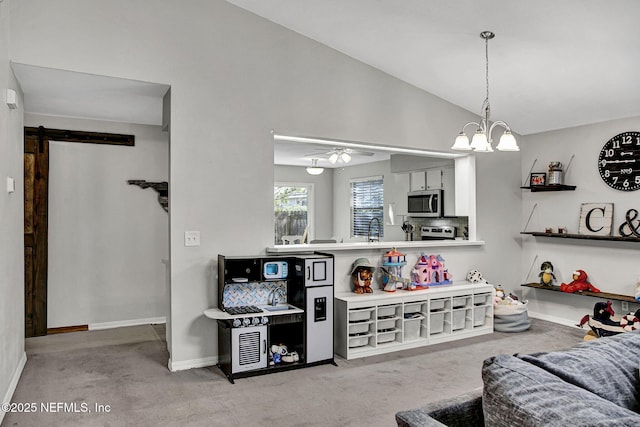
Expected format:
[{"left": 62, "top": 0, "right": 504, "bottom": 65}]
[
  {"left": 89, "top": 316, "right": 166, "bottom": 331},
  {"left": 168, "top": 356, "right": 218, "bottom": 372},
  {"left": 1, "top": 351, "right": 27, "bottom": 425},
  {"left": 527, "top": 311, "right": 582, "bottom": 329},
  {"left": 47, "top": 325, "right": 88, "bottom": 334}
]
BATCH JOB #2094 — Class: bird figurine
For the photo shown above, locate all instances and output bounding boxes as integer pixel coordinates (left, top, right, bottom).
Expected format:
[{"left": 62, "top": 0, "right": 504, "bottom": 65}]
[
  {"left": 577, "top": 301, "right": 640, "bottom": 339},
  {"left": 538, "top": 261, "right": 556, "bottom": 286},
  {"left": 560, "top": 270, "right": 600, "bottom": 293}
]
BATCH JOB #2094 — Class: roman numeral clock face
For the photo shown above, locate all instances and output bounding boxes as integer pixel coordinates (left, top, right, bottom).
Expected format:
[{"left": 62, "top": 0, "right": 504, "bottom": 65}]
[{"left": 598, "top": 131, "right": 640, "bottom": 191}]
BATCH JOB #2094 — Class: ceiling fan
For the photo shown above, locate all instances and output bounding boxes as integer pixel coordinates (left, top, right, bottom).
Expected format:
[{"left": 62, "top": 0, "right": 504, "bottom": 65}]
[{"left": 304, "top": 147, "right": 374, "bottom": 164}]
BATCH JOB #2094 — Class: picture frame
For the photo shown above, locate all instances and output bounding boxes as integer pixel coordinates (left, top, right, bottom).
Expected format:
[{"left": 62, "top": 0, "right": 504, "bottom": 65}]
[
  {"left": 578, "top": 203, "right": 613, "bottom": 236},
  {"left": 530, "top": 172, "right": 546, "bottom": 186}
]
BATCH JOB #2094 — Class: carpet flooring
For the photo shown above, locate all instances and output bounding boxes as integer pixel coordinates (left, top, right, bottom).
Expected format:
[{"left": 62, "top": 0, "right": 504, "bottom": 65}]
[{"left": 3, "top": 319, "right": 585, "bottom": 426}]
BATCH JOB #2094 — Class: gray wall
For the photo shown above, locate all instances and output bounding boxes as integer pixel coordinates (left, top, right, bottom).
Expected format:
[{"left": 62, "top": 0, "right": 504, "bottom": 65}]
[
  {"left": 7, "top": 0, "right": 522, "bottom": 371},
  {"left": 521, "top": 115, "right": 640, "bottom": 326},
  {"left": 25, "top": 114, "right": 169, "bottom": 328},
  {"left": 0, "top": 0, "right": 26, "bottom": 416}
]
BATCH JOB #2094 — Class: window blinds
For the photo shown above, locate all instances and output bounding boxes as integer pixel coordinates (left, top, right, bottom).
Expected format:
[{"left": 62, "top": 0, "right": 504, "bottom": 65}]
[{"left": 350, "top": 176, "right": 384, "bottom": 238}]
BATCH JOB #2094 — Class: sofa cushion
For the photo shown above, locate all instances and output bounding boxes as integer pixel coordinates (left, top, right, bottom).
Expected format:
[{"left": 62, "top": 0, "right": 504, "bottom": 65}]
[
  {"left": 483, "top": 354, "right": 640, "bottom": 427},
  {"left": 518, "top": 331, "right": 640, "bottom": 412}
]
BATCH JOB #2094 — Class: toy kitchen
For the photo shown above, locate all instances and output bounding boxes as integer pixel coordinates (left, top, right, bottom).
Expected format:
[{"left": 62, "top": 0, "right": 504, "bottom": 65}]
[{"left": 204, "top": 252, "right": 335, "bottom": 383}]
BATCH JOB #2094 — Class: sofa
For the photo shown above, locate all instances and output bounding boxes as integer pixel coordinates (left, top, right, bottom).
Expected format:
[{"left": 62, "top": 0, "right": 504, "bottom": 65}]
[{"left": 396, "top": 331, "right": 640, "bottom": 426}]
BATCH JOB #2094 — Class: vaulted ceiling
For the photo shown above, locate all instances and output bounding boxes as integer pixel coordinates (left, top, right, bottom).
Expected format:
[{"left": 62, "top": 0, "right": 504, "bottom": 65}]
[{"left": 227, "top": 0, "right": 640, "bottom": 136}]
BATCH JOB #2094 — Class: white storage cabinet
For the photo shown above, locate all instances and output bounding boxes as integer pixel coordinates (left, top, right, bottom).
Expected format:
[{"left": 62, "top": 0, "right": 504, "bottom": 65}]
[{"left": 335, "top": 281, "right": 494, "bottom": 360}]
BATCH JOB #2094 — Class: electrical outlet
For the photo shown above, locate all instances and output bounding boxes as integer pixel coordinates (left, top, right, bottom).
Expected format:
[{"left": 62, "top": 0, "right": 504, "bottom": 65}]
[
  {"left": 184, "top": 231, "right": 201, "bottom": 247},
  {"left": 621, "top": 301, "right": 629, "bottom": 312}
]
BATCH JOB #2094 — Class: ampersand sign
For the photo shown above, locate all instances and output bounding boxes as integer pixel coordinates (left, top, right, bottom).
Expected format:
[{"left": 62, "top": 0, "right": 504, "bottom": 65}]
[{"left": 619, "top": 209, "right": 640, "bottom": 238}]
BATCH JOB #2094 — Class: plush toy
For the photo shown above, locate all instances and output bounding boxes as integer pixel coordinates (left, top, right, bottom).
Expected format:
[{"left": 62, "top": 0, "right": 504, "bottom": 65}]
[
  {"left": 269, "top": 343, "right": 299, "bottom": 364},
  {"left": 350, "top": 258, "right": 375, "bottom": 294},
  {"left": 538, "top": 261, "right": 556, "bottom": 286},
  {"left": 466, "top": 269, "right": 488, "bottom": 284},
  {"left": 560, "top": 270, "right": 600, "bottom": 293},
  {"left": 577, "top": 301, "right": 640, "bottom": 340}
]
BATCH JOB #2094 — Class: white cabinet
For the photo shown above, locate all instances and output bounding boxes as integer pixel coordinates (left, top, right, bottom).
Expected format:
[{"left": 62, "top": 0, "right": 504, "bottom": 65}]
[
  {"left": 426, "top": 168, "right": 443, "bottom": 190},
  {"left": 409, "top": 171, "right": 426, "bottom": 191},
  {"left": 335, "top": 282, "right": 494, "bottom": 360}
]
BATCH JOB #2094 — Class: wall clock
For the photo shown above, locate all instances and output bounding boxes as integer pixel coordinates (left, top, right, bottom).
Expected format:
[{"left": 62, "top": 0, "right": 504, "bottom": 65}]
[{"left": 598, "top": 131, "right": 640, "bottom": 191}]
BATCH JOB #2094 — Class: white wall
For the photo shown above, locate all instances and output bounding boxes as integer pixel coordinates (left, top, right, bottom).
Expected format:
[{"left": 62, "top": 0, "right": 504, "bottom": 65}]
[
  {"left": 521, "top": 116, "right": 640, "bottom": 326},
  {"left": 9, "top": 0, "right": 522, "bottom": 369},
  {"left": 0, "top": 0, "right": 26, "bottom": 418},
  {"left": 24, "top": 114, "right": 169, "bottom": 328}
]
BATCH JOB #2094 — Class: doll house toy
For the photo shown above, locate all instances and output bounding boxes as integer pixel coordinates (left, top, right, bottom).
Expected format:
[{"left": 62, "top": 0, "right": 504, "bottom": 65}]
[{"left": 411, "top": 253, "right": 452, "bottom": 288}]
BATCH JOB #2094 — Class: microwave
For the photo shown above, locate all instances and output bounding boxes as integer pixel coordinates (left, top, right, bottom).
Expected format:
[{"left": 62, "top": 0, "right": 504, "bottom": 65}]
[
  {"left": 263, "top": 260, "right": 289, "bottom": 280},
  {"left": 407, "top": 189, "right": 443, "bottom": 217}
]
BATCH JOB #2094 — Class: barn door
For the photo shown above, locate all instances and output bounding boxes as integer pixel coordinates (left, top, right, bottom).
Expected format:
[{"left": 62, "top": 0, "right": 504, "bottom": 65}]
[{"left": 24, "top": 127, "right": 49, "bottom": 337}]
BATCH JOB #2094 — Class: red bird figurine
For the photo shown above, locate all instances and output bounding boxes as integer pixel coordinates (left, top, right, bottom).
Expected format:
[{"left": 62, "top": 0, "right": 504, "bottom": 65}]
[{"left": 560, "top": 270, "right": 600, "bottom": 293}]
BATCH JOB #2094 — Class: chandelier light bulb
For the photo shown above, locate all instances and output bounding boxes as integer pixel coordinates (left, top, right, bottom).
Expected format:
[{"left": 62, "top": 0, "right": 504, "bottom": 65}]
[
  {"left": 496, "top": 130, "right": 519, "bottom": 151},
  {"left": 451, "top": 133, "right": 471, "bottom": 150}
]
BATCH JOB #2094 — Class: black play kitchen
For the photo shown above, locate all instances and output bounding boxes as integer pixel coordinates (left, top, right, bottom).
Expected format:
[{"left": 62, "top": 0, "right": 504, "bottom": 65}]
[{"left": 204, "top": 252, "right": 335, "bottom": 383}]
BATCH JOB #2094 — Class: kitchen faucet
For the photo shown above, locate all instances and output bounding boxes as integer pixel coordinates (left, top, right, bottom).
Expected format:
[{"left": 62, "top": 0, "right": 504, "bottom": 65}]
[
  {"left": 269, "top": 287, "right": 286, "bottom": 306},
  {"left": 367, "top": 217, "right": 381, "bottom": 242}
]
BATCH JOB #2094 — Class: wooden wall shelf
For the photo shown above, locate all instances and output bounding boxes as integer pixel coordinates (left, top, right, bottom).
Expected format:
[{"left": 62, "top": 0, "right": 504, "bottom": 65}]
[
  {"left": 521, "top": 282, "right": 636, "bottom": 303},
  {"left": 520, "top": 185, "right": 576, "bottom": 192},
  {"left": 521, "top": 231, "right": 640, "bottom": 243}
]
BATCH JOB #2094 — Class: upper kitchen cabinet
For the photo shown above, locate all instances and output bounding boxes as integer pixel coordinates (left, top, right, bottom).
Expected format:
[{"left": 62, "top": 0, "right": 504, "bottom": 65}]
[
  {"left": 407, "top": 166, "right": 455, "bottom": 216},
  {"left": 409, "top": 171, "right": 426, "bottom": 191}
]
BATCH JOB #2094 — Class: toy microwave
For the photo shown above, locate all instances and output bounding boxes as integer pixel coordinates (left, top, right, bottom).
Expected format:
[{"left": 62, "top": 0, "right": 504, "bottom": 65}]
[{"left": 262, "top": 260, "right": 288, "bottom": 280}]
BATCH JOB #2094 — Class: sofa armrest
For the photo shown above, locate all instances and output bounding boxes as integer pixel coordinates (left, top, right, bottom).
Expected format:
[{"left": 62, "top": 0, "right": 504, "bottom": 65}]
[{"left": 396, "top": 388, "right": 484, "bottom": 427}]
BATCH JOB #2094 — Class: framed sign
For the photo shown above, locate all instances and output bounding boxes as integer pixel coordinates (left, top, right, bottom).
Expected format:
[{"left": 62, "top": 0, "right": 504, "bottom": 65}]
[
  {"left": 578, "top": 203, "right": 613, "bottom": 236},
  {"left": 530, "top": 172, "right": 546, "bottom": 186}
]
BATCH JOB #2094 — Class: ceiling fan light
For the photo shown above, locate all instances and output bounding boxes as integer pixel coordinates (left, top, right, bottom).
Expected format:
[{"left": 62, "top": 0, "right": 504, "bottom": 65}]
[
  {"left": 328, "top": 153, "right": 339, "bottom": 164},
  {"left": 496, "top": 131, "right": 519, "bottom": 151},
  {"left": 341, "top": 152, "right": 351, "bottom": 163},
  {"left": 306, "top": 159, "right": 324, "bottom": 175},
  {"left": 451, "top": 133, "right": 471, "bottom": 150}
]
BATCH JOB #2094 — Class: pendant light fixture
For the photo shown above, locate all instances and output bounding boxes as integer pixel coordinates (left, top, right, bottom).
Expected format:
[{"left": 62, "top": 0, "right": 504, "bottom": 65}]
[
  {"left": 306, "top": 158, "right": 324, "bottom": 175},
  {"left": 451, "top": 31, "right": 519, "bottom": 152}
]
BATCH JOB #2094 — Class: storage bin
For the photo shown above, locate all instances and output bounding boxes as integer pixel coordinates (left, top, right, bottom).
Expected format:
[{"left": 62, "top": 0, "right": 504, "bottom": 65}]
[
  {"left": 430, "top": 312, "right": 445, "bottom": 334},
  {"left": 404, "top": 302, "right": 423, "bottom": 314},
  {"left": 349, "top": 321, "right": 372, "bottom": 335},
  {"left": 452, "top": 296, "right": 470, "bottom": 309},
  {"left": 404, "top": 318, "right": 422, "bottom": 341},
  {"left": 348, "top": 335, "right": 371, "bottom": 348},
  {"left": 452, "top": 309, "right": 467, "bottom": 330},
  {"left": 377, "top": 318, "right": 397, "bottom": 331},
  {"left": 377, "top": 331, "right": 397, "bottom": 344},
  {"left": 349, "top": 308, "right": 374, "bottom": 322},
  {"left": 377, "top": 305, "right": 399, "bottom": 318},
  {"left": 474, "top": 306, "right": 488, "bottom": 327},
  {"left": 430, "top": 299, "right": 446, "bottom": 312},
  {"left": 474, "top": 293, "right": 491, "bottom": 306}
]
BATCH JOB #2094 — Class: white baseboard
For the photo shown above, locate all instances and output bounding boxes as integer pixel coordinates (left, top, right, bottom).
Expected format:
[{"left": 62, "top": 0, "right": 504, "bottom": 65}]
[
  {"left": 528, "top": 311, "right": 583, "bottom": 329},
  {"left": 168, "top": 356, "right": 218, "bottom": 372},
  {"left": 1, "top": 351, "right": 27, "bottom": 425},
  {"left": 89, "top": 316, "right": 166, "bottom": 331}
]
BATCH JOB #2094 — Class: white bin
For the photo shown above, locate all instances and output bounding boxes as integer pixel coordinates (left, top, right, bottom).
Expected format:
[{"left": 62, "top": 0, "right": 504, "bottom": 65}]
[
  {"left": 430, "top": 312, "right": 445, "bottom": 334},
  {"left": 474, "top": 307, "right": 488, "bottom": 326},
  {"left": 404, "top": 319, "right": 422, "bottom": 340},
  {"left": 452, "top": 310, "right": 467, "bottom": 330}
]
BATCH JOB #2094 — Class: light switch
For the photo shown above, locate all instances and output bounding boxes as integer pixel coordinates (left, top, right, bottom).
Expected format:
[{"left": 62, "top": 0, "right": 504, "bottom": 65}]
[
  {"left": 184, "top": 231, "right": 200, "bottom": 247},
  {"left": 6, "top": 176, "right": 15, "bottom": 193}
]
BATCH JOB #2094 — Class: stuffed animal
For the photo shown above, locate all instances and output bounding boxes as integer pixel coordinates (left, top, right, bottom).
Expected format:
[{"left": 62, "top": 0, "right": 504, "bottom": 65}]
[
  {"left": 466, "top": 269, "right": 488, "bottom": 284},
  {"left": 350, "top": 258, "right": 375, "bottom": 294},
  {"left": 577, "top": 301, "right": 640, "bottom": 339},
  {"left": 560, "top": 270, "right": 600, "bottom": 293},
  {"left": 538, "top": 261, "right": 556, "bottom": 286}
]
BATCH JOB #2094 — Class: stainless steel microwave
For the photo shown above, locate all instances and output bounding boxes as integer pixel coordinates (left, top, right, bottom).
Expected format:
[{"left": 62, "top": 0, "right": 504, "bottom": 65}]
[{"left": 407, "top": 189, "right": 443, "bottom": 217}]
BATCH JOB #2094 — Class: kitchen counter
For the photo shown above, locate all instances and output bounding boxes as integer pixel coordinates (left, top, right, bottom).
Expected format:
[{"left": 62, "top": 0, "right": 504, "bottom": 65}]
[
  {"left": 203, "top": 305, "right": 304, "bottom": 320},
  {"left": 266, "top": 239, "right": 484, "bottom": 253}
]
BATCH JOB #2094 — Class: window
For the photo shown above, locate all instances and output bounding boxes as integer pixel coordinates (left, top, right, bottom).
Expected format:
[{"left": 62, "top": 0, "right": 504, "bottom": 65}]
[
  {"left": 274, "top": 184, "right": 312, "bottom": 245},
  {"left": 350, "top": 176, "right": 384, "bottom": 239}
]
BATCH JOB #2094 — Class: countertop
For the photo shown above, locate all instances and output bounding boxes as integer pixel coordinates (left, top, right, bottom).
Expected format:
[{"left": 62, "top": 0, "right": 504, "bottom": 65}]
[
  {"left": 335, "top": 281, "right": 494, "bottom": 302},
  {"left": 204, "top": 305, "right": 304, "bottom": 320},
  {"left": 266, "top": 239, "right": 484, "bottom": 253}
]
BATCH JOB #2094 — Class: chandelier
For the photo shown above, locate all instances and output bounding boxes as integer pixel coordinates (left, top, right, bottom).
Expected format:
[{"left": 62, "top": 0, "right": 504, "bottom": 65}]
[{"left": 451, "top": 31, "right": 519, "bottom": 152}]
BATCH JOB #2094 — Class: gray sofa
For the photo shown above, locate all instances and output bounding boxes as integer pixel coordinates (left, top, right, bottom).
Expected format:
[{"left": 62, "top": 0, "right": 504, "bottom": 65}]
[{"left": 396, "top": 331, "right": 640, "bottom": 426}]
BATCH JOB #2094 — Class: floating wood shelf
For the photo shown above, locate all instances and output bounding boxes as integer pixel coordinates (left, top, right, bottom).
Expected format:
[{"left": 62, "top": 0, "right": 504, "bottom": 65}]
[
  {"left": 520, "top": 184, "right": 576, "bottom": 192},
  {"left": 521, "top": 231, "right": 640, "bottom": 242},
  {"left": 521, "top": 282, "right": 636, "bottom": 303}
]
